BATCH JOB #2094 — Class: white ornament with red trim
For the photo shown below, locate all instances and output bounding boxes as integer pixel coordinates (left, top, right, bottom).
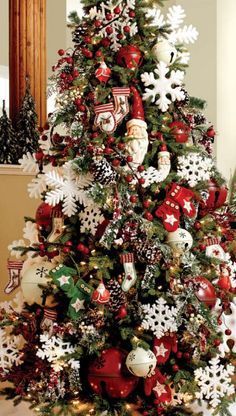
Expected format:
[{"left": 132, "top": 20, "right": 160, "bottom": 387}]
[
  {"left": 120, "top": 252, "right": 137, "bottom": 292},
  {"left": 126, "top": 347, "right": 157, "bottom": 377},
  {"left": 112, "top": 87, "right": 130, "bottom": 124},
  {"left": 5, "top": 260, "right": 24, "bottom": 294},
  {"left": 205, "top": 236, "right": 226, "bottom": 261}
]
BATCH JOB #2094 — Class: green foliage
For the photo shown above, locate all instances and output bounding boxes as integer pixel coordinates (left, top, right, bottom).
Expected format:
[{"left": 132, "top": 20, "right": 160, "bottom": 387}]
[{"left": 0, "top": 100, "right": 19, "bottom": 164}]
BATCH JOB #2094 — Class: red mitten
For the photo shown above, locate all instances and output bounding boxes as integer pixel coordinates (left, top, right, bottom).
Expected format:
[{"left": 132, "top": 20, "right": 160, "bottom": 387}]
[
  {"left": 168, "top": 183, "right": 196, "bottom": 217},
  {"left": 144, "top": 368, "right": 172, "bottom": 403},
  {"left": 155, "top": 197, "right": 180, "bottom": 232},
  {"left": 154, "top": 334, "right": 178, "bottom": 364}
]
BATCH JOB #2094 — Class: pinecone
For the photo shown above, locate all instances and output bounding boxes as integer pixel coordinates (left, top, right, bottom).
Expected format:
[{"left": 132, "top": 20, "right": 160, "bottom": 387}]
[
  {"left": 72, "top": 25, "right": 87, "bottom": 45},
  {"left": 175, "top": 89, "right": 190, "bottom": 107},
  {"left": 135, "top": 240, "right": 162, "bottom": 264},
  {"left": 106, "top": 279, "right": 126, "bottom": 312},
  {"left": 194, "top": 113, "right": 207, "bottom": 125},
  {"left": 81, "top": 309, "right": 104, "bottom": 329},
  {"left": 93, "top": 158, "right": 117, "bottom": 185}
]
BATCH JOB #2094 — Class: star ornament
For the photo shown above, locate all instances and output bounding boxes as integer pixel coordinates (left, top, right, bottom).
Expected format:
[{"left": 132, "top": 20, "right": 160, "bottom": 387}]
[
  {"left": 153, "top": 380, "right": 167, "bottom": 396},
  {"left": 165, "top": 214, "right": 178, "bottom": 226},
  {"left": 155, "top": 343, "right": 168, "bottom": 358},
  {"left": 58, "top": 275, "right": 71, "bottom": 286},
  {"left": 71, "top": 298, "right": 85, "bottom": 312},
  {"left": 183, "top": 199, "right": 192, "bottom": 213}
]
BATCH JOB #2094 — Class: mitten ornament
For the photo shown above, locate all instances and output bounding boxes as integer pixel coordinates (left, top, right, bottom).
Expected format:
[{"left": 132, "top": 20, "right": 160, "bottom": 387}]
[
  {"left": 144, "top": 368, "right": 172, "bottom": 403},
  {"left": 120, "top": 253, "right": 137, "bottom": 292},
  {"left": 5, "top": 260, "right": 23, "bottom": 294},
  {"left": 155, "top": 197, "right": 180, "bottom": 232},
  {"left": 168, "top": 183, "right": 196, "bottom": 217},
  {"left": 94, "top": 102, "right": 116, "bottom": 133},
  {"left": 154, "top": 334, "right": 177, "bottom": 364}
]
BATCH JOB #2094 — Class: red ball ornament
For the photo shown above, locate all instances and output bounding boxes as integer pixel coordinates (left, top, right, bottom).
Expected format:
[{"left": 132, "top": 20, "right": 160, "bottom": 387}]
[
  {"left": 116, "top": 305, "right": 128, "bottom": 319},
  {"left": 88, "top": 348, "right": 138, "bottom": 398},
  {"left": 206, "top": 127, "right": 216, "bottom": 138},
  {"left": 112, "top": 158, "right": 121, "bottom": 167},
  {"left": 58, "top": 49, "right": 65, "bottom": 56},
  {"left": 125, "top": 174, "right": 133, "bottom": 183},
  {"left": 130, "top": 195, "right": 137, "bottom": 203},
  {"left": 116, "top": 45, "right": 142, "bottom": 70},
  {"left": 129, "top": 10, "right": 136, "bottom": 18},
  {"left": 123, "top": 25, "right": 131, "bottom": 33},
  {"left": 200, "top": 180, "right": 228, "bottom": 211},
  {"left": 106, "top": 26, "right": 113, "bottom": 35},
  {"left": 192, "top": 276, "right": 217, "bottom": 307},
  {"left": 169, "top": 121, "right": 190, "bottom": 143},
  {"left": 217, "top": 274, "right": 231, "bottom": 291},
  {"left": 144, "top": 212, "right": 153, "bottom": 221}
]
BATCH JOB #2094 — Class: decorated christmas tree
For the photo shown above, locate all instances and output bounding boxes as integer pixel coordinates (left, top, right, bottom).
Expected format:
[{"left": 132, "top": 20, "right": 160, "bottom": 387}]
[
  {"left": 1, "top": 1, "right": 236, "bottom": 416},
  {"left": 0, "top": 100, "right": 19, "bottom": 164},
  {"left": 15, "top": 79, "right": 39, "bottom": 156}
]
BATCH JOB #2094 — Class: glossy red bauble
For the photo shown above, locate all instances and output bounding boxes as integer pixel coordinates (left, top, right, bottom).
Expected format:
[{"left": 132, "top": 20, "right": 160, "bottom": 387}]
[
  {"left": 169, "top": 121, "right": 190, "bottom": 143},
  {"left": 88, "top": 348, "right": 138, "bottom": 398},
  {"left": 192, "top": 276, "right": 217, "bottom": 307},
  {"left": 200, "top": 180, "right": 228, "bottom": 211},
  {"left": 218, "top": 275, "right": 231, "bottom": 291},
  {"left": 116, "top": 45, "right": 142, "bottom": 69}
]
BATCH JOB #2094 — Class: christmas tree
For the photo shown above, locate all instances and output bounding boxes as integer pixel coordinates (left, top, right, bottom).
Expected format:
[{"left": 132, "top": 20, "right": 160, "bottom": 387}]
[
  {"left": 0, "top": 100, "right": 19, "bottom": 164},
  {"left": 1, "top": 1, "right": 236, "bottom": 416},
  {"left": 15, "top": 79, "right": 39, "bottom": 156}
]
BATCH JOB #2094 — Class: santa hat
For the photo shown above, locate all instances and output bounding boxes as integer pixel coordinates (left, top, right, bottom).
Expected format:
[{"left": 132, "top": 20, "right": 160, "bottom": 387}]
[{"left": 127, "top": 86, "right": 147, "bottom": 129}]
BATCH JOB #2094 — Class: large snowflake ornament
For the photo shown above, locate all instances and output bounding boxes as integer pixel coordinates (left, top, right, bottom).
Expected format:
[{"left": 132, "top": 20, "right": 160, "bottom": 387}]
[
  {"left": 141, "top": 297, "right": 178, "bottom": 338},
  {"left": 0, "top": 329, "right": 23, "bottom": 373},
  {"left": 45, "top": 161, "right": 93, "bottom": 216},
  {"left": 141, "top": 62, "right": 185, "bottom": 112},
  {"left": 194, "top": 356, "right": 234, "bottom": 408},
  {"left": 89, "top": 0, "right": 137, "bottom": 52},
  {"left": 19, "top": 152, "right": 39, "bottom": 174},
  {"left": 79, "top": 204, "right": 105, "bottom": 236},
  {"left": 177, "top": 153, "right": 213, "bottom": 187},
  {"left": 36, "top": 333, "right": 76, "bottom": 372}
]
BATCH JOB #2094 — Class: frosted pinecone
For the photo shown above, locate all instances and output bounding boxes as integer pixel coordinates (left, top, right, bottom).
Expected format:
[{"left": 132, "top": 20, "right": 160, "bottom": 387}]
[
  {"left": 135, "top": 240, "right": 162, "bottom": 264},
  {"left": 194, "top": 113, "right": 206, "bottom": 125},
  {"left": 72, "top": 25, "right": 87, "bottom": 45},
  {"left": 93, "top": 158, "right": 117, "bottom": 185},
  {"left": 175, "top": 89, "right": 190, "bottom": 107},
  {"left": 106, "top": 279, "right": 126, "bottom": 312}
]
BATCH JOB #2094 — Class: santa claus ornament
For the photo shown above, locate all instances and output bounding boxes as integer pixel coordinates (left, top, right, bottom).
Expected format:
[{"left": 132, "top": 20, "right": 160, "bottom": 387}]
[
  {"left": 152, "top": 40, "right": 177, "bottom": 65},
  {"left": 126, "top": 347, "right": 157, "bottom": 377},
  {"left": 125, "top": 86, "right": 148, "bottom": 169},
  {"left": 92, "top": 282, "right": 110, "bottom": 304},
  {"left": 95, "top": 61, "right": 111, "bottom": 83}
]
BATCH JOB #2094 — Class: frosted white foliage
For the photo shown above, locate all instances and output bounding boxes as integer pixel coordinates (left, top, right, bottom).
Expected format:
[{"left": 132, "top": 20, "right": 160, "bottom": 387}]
[
  {"left": 0, "top": 329, "right": 23, "bottom": 373},
  {"left": 177, "top": 153, "right": 213, "bottom": 187},
  {"left": 169, "top": 25, "right": 199, "bottom": 45},
  {"left": 194, "top": 356, "right": 234, "bottom": 408},
  {"left": 8, "top": 239, "right": 26, "bottom": 259},
  {"left": 23, "top": 221, "right": 39, "bottom": 245},
  {"left": 36, "top": 333, "right": 75, "bottom": 372},
  {"left": 28, "top": 174, "right": 48, "bottom": 199},
  {"left": 141, "top": 62, "right": 185, "bottom": 112},
  {"left": 146, "top": 8, "right": 165, "bottom": 27},
  {"left": 79, "top": 204, "right": 105, "bottom": 235},
  {"left": 141, "top": 297, "right": 178, "bottom": 338},
  {"left": 45, "top": 161, "right": 93, "bottom": 216},
  {"left": 19, "top": 152, "right": 39, "bottom": 174},
  {"left": 167, "top": 5, "right": 185, "bottom": 30},
  {"left": 0, "top": 292, "right": 25, "bottom": 314},
  {"left": 89, "top": 0, "right": 137, "bottom": 52}
]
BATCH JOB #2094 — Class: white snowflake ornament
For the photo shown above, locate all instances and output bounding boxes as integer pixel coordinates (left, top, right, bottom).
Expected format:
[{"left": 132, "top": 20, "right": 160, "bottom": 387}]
[
  {"left": 194, "top": 355, "right": 234, "bottom": 408},
  {"left": 141, "top": 297, "right": 178, "bottom": 338},
  {"left": 19, "top": 152, "right": 39, "bottom": 174},
  {"left": 45, "top": 161, "right": 93, "bottom": 217},
  {"left": 141, "top": 62, "right": 185, "bottom": 112},
  {"left": 0, "top": 329, "right": 23, "bottom": 373},
  {"left": 89, "top": 0, "right": 137, "bottom": 52},
  {"left": 177, "top": 153, "right": 213, "bottom": 187},
  {"left": 36, "top": 333, "right": 75, "bottom": 372},
  {"left": 79, "top": 204, "right": 104, "bottom": 236}
]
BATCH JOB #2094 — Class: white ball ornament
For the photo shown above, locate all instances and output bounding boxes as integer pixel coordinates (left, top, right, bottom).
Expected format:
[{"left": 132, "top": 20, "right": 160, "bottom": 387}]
[
  {"left": 152, "top": 40, "right": 177, "bottom": 65},
  {"left": 21, "top": 261, "right": 54, "bottom": 305},
  {"left": 126, "top": 347, "right": 157, "bottom": 378},
  {"left": 167, "top": 228, "right": 193, "bottom": 252}
]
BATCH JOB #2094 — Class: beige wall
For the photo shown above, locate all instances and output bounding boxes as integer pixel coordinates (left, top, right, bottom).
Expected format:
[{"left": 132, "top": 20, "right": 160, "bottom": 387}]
[{"left": 0, "top": 174, "right": 38, "bottom": 302}]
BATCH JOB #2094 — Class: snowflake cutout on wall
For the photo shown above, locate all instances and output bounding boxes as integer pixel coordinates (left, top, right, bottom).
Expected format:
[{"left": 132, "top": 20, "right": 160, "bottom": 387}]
[
  {"left": 79, "top": 204, "right": 105, "bottom": 236},
  {"left": 45, "top": 161, "right": 93, "bottom": 216},
  {"left": 141, "top": 297, "right": 178, "bottom": 338},
  {"left": 36, "top": 333, "right": 76, "bottom": 372},
  {"left": 0, "top": 329, "right": 23, "bottom": 373},
  {"left": 89, "top": 0, "right": 138, "bottom": 52},
  {"left": 141, "top": 62, "right": 185, "bottom": 112},
  {"left": 194, "top": 355, "right": 234, "bottom": 408},
  {"left": 177, "top": 153, "right": 213, "bottom": 187}
]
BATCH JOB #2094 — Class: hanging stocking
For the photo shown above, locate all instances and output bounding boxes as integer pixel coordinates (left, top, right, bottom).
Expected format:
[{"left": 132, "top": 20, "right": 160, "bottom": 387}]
[
  {"left": 5, "top": 260, "right": 24, "bottom": 294},
  {"left": 112, "top": 87, "right": 130, "bottom": 124},
  {"left": 94, "top": 102, "right": 116, "bottom": 133},
  {"left": 205, "top": 236, "right": 226, "bottom": 261},
  {"left": 47, "top": 214, "right": 65, "bottom": 243},
  {"left": 40, "top": 308, "right": 57, "bottom": 335},
  {"left": 155, "top": 198, "right": 180, "bottom": 232},
  {"left": 168, "top": 183, "right": 196, "bottom": 217},
  {"left": 120, "top": 253, "right": 137, "bottom": 292}
]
